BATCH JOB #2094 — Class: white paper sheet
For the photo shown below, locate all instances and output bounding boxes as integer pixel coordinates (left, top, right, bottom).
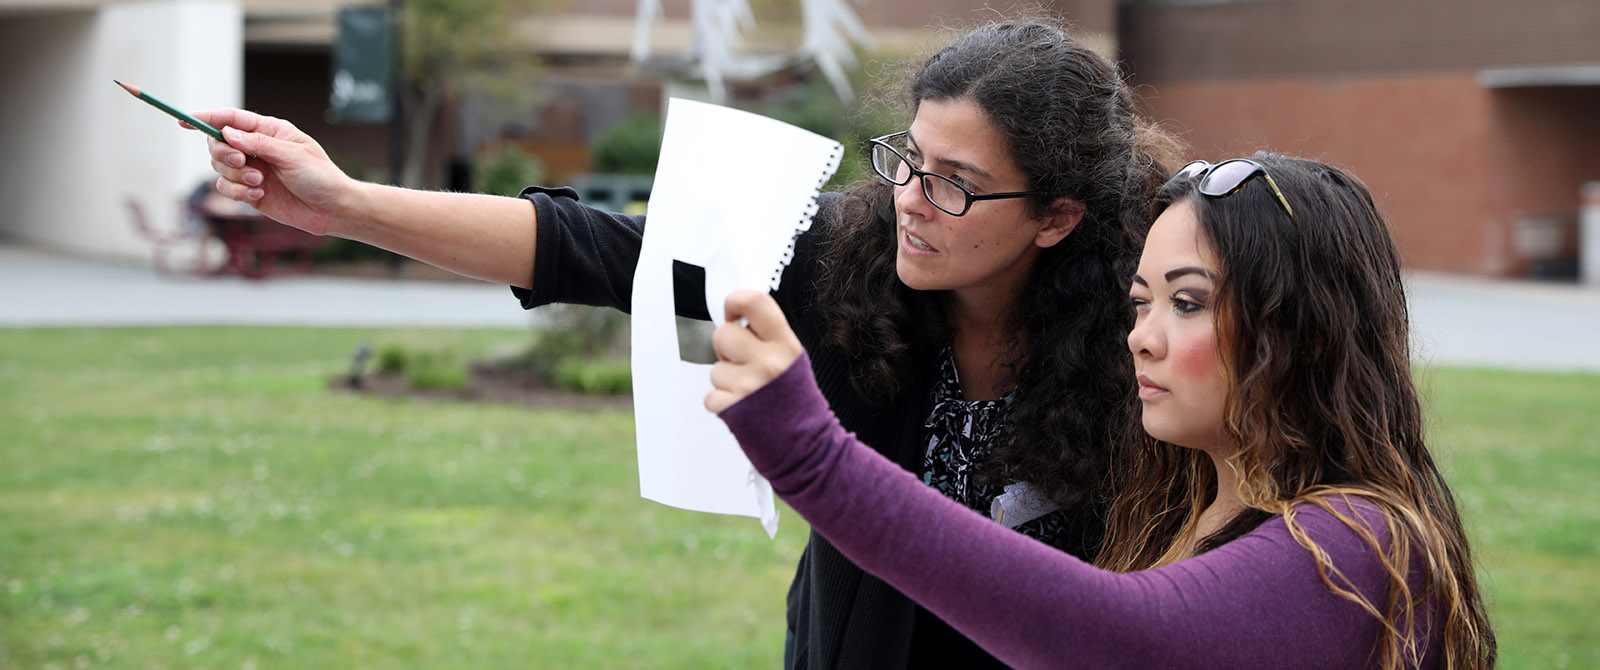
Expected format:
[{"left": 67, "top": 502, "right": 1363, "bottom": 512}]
[{"left": 629, "top": 98, "right": 843, "bottom": 537}]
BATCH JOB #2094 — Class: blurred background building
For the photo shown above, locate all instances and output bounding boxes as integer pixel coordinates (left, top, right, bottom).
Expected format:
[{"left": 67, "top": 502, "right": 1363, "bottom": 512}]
[
  {"left": 1121, "top": 0, "right": 1600, "bottom": 277},
  {"left": 0, "top": 0, "right": 1594, "bottom": 279}
]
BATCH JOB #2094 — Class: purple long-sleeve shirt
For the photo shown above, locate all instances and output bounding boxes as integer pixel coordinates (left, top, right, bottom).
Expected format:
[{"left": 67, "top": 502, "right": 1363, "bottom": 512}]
[{"left": 720, "top": 354, "right": 1441, "bottom": 669}]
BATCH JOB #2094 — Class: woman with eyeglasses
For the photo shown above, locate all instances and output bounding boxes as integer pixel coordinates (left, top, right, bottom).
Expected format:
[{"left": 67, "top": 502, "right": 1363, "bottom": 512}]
[
  {"left": 194, "top": 19, "right": 1174, "bottom": 668},
  {"left": 706, "top": 152, "right": 1498, "bottom": 669}
]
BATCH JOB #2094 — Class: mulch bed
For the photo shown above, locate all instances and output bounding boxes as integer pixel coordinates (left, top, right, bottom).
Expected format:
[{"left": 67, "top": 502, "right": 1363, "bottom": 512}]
[
  {"left": 330, "top": 361, "right": 632, "bottom": 412},
  {"left": 313, "top": 260, "right": 632, "bottom": 411}
]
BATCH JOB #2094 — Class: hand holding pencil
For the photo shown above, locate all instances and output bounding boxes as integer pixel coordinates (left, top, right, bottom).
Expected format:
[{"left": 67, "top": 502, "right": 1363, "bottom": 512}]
[
  {"left": 117, "top": 81, "right": 545, "bottom": 287},
  {"left": 183, "top": 107, "right": 355, "bottom": 237},
  {"left": 115, "top": 83, "right": 353, "bottom": 236}
]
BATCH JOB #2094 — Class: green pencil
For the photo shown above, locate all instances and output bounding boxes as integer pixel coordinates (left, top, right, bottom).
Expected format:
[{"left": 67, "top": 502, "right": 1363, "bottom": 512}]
[{"left": 114, "top": 80, "right": 229, "bottom": 144}]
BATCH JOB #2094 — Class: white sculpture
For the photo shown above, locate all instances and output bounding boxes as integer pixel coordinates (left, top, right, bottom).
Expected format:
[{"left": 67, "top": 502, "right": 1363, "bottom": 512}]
[{"left": 632, "top": 0, "right": 872, "bottom": 103}]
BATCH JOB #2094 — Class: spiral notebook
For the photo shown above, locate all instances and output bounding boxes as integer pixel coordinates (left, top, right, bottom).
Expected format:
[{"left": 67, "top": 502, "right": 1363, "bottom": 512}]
[{"left": 629, "top": 98, "right": 843, "bottom": 537}]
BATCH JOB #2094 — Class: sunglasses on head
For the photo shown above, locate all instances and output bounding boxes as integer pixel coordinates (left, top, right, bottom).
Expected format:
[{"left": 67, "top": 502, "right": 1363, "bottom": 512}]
[{"left": 1168, "top": 159, "right": 1297, "bottom": 224}]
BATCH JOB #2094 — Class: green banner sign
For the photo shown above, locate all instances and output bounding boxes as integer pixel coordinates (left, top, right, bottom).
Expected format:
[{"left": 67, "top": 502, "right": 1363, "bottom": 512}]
[{"left": 329, "top": 6, "right": 393, "bottom": 123}]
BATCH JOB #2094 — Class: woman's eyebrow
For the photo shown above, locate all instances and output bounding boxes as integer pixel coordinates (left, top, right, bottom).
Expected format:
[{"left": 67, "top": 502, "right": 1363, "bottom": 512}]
[
  {"left": 944, "top": 158, "right": 993, "bottom": 180},
  {"left": 904, "top": 130, "right": 995, "bottom": 180},
  {"left": 1164, "top": 266, "right": 1215, "bottom": 282}
]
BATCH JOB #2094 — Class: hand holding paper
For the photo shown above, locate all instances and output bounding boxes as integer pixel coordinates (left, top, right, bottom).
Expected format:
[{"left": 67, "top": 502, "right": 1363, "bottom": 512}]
[
  {"left": 705, "top": 290, "right": 804, "bottom": 414},
  {"left": 628, "top": 98, "right": 842, "bottom": 537}
]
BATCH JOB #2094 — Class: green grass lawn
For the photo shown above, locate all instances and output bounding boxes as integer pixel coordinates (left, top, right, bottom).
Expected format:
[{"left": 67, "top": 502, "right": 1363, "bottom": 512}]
[
  {"left": 1417, "top": 367, "right": 1600, "bottom": 669},
  {"left": 0, "top": 328, "right": 807, "bottom": 669},
  {"left": 1, "top": 327, "right": 1594, "bottom": 668}
]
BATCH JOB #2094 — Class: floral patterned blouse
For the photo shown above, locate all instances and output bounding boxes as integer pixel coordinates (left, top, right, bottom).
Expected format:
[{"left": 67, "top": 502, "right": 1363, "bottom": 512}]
[{"left": 920, "top": 348, "right": 1075, "bottom": 546}]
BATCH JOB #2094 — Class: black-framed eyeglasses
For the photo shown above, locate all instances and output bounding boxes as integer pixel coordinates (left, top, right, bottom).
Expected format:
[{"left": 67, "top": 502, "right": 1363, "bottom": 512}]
[
  {"left": 1168, "top": 159, "right": 1298, "bottom": 224},
  {"left": 867, "top": 131, "right": 1038, "bottom": 217}
]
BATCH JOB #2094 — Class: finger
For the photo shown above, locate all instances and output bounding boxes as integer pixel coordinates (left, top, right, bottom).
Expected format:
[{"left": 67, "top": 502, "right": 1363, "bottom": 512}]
[
  {"left": 208, "top": 158, "right": 262, "bottom": 187},
  {"left": 704, "top": 388, "right": 736, "bottom": 414},
  {"left": 215, "top": 176, "right": 264, "bottom": 203},
  {"left": 708, "top": 360, "right": 738, "bottom": 392},
  {"left": 191, "top": 108, "right": 280, "bottom": 136},
  {"left": 711, "top": 322, "right": 758, "bottom": 364},
  {"left": 722, "top": 289, "right": 762, "bottom": 327},
  {"left": 220, "top": 126, "right": 300, "bottom": 166},
  {"left": 212, "top": 176, "right": 260, "bottom": 203},
  {"left": 208, "top": 136, "right": 249, "bottom": 169},
  {"left": 723, "top": 289, "right": 801, "bottom": 349}
]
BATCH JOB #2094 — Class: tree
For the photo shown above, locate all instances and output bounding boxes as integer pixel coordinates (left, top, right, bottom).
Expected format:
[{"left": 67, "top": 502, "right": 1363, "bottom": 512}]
[{"left": 397, "top": 0, "right": 544, "bottom": 187}]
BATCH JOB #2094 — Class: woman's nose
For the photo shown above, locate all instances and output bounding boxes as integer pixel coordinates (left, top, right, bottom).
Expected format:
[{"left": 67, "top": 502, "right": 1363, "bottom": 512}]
[
  {"left": 894, "top": 176, "right": 935, "bottom": 219},
  {"left": 1127, "top": 312, "right": 1163, "bottom": 359}
]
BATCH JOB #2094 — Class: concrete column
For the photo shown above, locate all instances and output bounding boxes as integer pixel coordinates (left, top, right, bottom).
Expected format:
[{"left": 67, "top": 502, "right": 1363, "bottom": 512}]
[
  {"left": 0, "top": 12, "right": 98, "bottom": 254},
  {"left": 93, "top": 0, "right": 245, "bottom": 262},
  {"left": 0, "top": 1, "right": 241, "bottom": 262},
  {"left": 1582, "top": 181, "right": 1600, "bottom": 287}
]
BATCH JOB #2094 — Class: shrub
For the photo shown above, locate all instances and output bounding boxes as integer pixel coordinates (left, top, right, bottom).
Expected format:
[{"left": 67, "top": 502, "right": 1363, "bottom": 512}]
[
  {"left": 375, "top": 343, "right": 410, "bottom": 374},
  {"left": 592, "top": 112, "right": 664, "bottom": 175},
  {"left": 474, "top": 144, "right": 547, "bottom": 197},
  {"left": 554, "top": 358, "right": 632, "bottom": 395},
  {"left": 512, "top": 304, "right": 630, "bottom": 380},
  {"left": 372, "top": 342, "right": 470, "bottom": 391},
  {"left": 404, "top": 350, "right": 470, "bottom": 391}
]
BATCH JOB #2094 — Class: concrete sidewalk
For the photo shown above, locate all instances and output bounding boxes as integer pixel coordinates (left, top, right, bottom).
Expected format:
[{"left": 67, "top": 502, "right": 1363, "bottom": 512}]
[
  {"left": 1405, "top": 271, "right": 1600, "bottom": 373},
  {"left": 3, "top": 244, "right": 1599, "bottom": 373},
  {"left": 0, "top": 245, "right": 537, "bottom": 330}
]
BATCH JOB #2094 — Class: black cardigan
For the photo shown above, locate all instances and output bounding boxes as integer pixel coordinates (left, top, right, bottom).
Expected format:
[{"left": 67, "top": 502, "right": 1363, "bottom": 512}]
[{"left": 511, "top": 186, "right": 1065, "bottom": 668}]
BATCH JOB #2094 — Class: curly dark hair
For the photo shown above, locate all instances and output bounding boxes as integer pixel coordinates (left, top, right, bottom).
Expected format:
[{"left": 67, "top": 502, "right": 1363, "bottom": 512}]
[{"left": 814, "top": 20, "right": 1180, "bottom": 507}]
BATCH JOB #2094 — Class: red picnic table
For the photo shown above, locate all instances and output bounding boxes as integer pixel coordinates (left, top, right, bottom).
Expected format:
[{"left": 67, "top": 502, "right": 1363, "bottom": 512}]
[
  {"left": 196, "top": 204, "right": 330, "bottom": 280},
  {"left": 128, "top": 197, "right": 330, "bottom": 280}
]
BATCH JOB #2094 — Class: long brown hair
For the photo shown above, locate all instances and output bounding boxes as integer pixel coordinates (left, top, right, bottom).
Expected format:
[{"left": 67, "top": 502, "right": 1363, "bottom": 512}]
[{"left": 1097, "top": 153, "right": 1495, "bottom": 668}]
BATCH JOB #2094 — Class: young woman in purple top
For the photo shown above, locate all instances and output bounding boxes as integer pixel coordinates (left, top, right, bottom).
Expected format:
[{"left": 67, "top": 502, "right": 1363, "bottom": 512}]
[{"left": 707, "top": 153, "right": 1497, "bottom": 669}]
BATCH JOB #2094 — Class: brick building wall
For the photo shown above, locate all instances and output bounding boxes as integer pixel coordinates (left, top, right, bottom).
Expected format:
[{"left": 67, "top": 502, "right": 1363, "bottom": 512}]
[
  {"left": 1120, "top": 0, "right": 1600, "bottom": 276},
  {"left": 1139, "top": 72, "right": 1502, "bottom": 273},
  {"left": 1121, "top": 0, "right": 1600, "bottom": 79}
]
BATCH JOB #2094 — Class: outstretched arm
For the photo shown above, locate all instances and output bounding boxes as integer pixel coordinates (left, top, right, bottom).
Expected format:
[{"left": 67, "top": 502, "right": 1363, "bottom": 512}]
[
  {"left": 192, "top": 108, "right": 537, "bottom": 287},
  {"left": 707, "top": 291, "right": 1409, "bottom": 670}
]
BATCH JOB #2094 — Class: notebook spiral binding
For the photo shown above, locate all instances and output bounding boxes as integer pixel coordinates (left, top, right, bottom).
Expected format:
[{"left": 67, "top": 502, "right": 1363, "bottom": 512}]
[{"left": 768, "top": 143, "right": 845, "bottom": 292}]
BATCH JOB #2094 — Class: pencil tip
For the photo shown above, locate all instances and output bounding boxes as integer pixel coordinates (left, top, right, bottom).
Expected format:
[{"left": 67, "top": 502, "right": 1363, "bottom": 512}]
[{"left": 114, "top": 80, "right": 139, "bottom": 96}]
